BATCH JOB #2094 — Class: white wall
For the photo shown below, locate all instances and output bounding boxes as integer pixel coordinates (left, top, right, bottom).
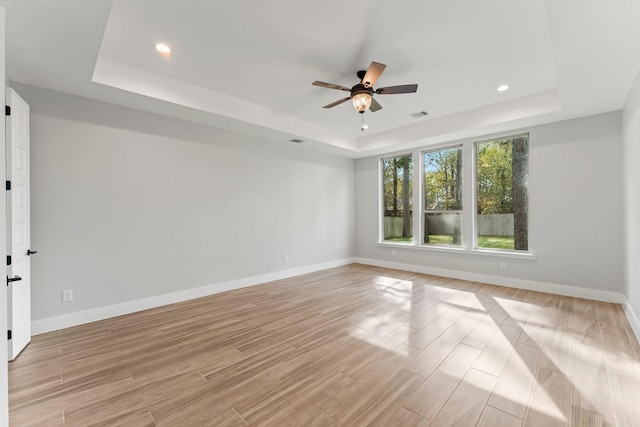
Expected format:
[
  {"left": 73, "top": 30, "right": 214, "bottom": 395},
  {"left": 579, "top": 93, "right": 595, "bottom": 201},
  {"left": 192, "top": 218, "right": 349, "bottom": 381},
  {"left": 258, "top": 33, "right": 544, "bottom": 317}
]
[
  {"left": 623, "top": 70, "right": 640, "bottom": 337},
  {"left": 0, "top": 7, "right": 9, "bottom": 427},
  {"left": 355, "top": 112, "right": 624, "bottom": 297},
  {"left": 12, "top": 83, "right": 354, "bottom": 327}
]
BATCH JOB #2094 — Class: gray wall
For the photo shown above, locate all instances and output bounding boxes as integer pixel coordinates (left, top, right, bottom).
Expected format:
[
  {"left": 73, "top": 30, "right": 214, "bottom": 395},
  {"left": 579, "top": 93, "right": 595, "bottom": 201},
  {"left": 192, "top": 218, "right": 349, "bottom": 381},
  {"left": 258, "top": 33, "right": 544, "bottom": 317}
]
[
  {"left": 623, "top": 70, "right": 640, "bottom": 325},
  {"left": 356, "top": 112, "right": 624, "bottom": 292},
  {"left": 16, "top": 84, "right": 355, "bottom": 322},
  {"left": 12, "top": 82, "right": 632, "bottom": 325}
]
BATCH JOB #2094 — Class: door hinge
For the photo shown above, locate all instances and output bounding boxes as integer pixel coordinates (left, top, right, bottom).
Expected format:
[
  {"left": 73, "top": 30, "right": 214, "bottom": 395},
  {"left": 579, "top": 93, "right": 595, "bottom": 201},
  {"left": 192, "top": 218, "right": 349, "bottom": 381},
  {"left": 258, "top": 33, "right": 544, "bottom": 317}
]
[
  {"left": 7, "top": 330, "right": 11, "bottom": 340},
  {"left": 5, "top": 105, "right": 10, "bottom": 116},
  {"left": 6, "top": 256, "right": 10, "bottom": 266},
  {"left": 5, "top": 181, "right": 10, "bottom": 191}
]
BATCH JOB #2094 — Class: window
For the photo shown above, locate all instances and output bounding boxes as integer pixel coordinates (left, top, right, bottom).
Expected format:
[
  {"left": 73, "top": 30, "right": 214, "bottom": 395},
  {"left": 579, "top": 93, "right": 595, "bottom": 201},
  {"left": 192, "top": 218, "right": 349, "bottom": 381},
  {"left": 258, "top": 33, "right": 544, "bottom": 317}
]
[
  {"left": 379, "top": 133, "right": 530, "bottom": 254},
  {"left": 476, "top": 135, "right": 529, "bottom": 251},
  {"left": 381, "top": 154, "right": 413, "bottom": 243},
  {"left": 423, "top": 146, "right": 463, "bottom": 246}
]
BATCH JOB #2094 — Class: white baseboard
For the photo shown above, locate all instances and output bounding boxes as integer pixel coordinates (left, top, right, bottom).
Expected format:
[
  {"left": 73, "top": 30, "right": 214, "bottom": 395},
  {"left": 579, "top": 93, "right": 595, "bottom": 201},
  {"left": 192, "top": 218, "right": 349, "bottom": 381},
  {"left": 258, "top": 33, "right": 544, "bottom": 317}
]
[
  {"left": 33, "top": 256, "right": 635, "bottom": 339},
  {"left": 353, "top": 257, "right": 626, "bottom": 303},
  {"left": 623, "top": 300, "right": 640, "bottom": 344},
  {"left": 31, "top": 257, "right": 355, "bottom": 335}
]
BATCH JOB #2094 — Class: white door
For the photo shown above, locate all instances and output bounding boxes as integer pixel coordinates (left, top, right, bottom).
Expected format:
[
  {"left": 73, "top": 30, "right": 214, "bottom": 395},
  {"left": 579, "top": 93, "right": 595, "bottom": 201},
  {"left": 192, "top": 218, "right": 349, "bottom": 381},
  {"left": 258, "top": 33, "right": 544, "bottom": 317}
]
[{"left": 6, "top": 88, "right": 31, "bottom": 361}]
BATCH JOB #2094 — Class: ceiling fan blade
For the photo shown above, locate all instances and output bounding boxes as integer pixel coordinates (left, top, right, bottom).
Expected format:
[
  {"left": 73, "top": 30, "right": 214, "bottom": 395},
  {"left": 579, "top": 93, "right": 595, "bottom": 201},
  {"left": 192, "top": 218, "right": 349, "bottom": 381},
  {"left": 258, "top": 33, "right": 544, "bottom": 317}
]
[
  {"left": 323, "top": 97, "right": 352, "bottom": 109},
  {"left": 376, "top": 84, "right": 418, "bottom": 95},
  {"left": 361, "top": 62, "right": 386, "bottom": 88},
  {"left": 312, "top": 81, "right": 351, "bottom": 92},
  {"left": 369, "top": 97, "right": 382, "bottom": 112}
]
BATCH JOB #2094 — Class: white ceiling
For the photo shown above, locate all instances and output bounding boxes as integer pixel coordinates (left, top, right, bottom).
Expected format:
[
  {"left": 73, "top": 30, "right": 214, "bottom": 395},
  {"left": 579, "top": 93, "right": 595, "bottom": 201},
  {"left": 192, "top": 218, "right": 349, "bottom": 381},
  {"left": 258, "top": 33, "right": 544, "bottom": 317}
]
[{"left": 2, "top": 0, "right": 640, "bottom": 158}]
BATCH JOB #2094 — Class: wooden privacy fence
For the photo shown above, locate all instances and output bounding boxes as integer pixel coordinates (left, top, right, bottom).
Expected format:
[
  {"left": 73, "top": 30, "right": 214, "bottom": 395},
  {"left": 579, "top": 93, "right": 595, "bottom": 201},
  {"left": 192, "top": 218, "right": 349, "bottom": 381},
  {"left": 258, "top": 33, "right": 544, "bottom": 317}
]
[{"left": 384, "top": 213, "right": 514, "bottom": 238}]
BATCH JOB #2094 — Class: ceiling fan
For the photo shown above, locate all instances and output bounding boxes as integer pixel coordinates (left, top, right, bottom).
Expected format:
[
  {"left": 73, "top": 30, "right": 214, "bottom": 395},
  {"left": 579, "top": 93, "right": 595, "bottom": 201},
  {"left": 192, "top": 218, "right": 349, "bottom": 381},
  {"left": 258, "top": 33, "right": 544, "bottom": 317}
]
[{"left": 312, "top": 61, "right": 418, "bottom": 115}]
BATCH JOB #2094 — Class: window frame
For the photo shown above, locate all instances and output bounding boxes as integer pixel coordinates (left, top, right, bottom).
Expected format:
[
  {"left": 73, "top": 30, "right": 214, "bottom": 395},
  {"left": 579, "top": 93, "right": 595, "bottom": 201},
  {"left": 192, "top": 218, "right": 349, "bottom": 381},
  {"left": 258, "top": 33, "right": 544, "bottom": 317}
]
[
  {"left": 379, "top": 152, "right": 415, "bottom": 245},
  {"left": 422, "top": 144, "right": 464, "bottom": 247},
  {"left": 474, "top": 132, "right": 529, "bottom": 252},
  {"left": 377, "top": 133, "right": 535, "bottom": 260}
]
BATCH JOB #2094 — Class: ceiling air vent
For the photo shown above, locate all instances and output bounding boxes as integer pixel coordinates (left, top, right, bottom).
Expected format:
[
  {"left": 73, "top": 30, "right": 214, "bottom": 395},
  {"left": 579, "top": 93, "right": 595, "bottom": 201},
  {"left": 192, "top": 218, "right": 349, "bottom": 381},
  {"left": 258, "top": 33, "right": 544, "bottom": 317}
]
[{"left": 411, "top": 111, "right": 429, "bottom": 118}]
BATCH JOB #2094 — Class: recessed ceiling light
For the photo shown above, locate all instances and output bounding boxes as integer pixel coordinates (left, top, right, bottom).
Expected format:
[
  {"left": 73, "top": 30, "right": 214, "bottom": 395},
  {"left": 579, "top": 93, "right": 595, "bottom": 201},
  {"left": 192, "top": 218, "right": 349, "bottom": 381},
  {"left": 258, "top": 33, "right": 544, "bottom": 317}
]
[
  {"left": 411, "top": 111, "right": 429, "bottom": 118},
  {"left": 155, "top": 43, "right": 171, "bottom": 54},
  {"left": 289, "top": 138, "right": 304, "bottom": 143},
  {"left": 497, "top": 84, "right": 510, "bottom": 92}
]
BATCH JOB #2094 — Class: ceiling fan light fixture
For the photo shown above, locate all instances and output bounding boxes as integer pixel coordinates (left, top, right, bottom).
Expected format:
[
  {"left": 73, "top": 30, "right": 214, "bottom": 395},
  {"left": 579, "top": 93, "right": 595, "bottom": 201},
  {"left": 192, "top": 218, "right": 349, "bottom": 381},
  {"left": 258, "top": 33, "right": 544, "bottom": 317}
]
[{"left": 352, "top": 92, "right": 372, "bottom": 113}]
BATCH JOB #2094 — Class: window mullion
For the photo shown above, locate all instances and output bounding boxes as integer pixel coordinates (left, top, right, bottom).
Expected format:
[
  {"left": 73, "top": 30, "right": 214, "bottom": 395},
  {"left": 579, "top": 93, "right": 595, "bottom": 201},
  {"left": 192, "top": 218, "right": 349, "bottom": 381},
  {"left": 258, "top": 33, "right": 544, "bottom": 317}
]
[
  {"left": 378, "top": 158, "right": 385, "bottom": 242},
  {"left": 413, "top": 148, "right": 422, "bottom": 245},
  {"left": 462, "top": 141, "right": 475, "bottom": 249}
]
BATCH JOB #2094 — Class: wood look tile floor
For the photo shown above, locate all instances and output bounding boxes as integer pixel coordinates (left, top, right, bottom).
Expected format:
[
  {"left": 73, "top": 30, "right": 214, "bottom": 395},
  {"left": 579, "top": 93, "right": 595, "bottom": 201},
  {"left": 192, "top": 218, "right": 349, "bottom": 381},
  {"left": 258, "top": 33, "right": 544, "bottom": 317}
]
[{"left": 9, "top": 264, "right": 640, "bottom": 426}]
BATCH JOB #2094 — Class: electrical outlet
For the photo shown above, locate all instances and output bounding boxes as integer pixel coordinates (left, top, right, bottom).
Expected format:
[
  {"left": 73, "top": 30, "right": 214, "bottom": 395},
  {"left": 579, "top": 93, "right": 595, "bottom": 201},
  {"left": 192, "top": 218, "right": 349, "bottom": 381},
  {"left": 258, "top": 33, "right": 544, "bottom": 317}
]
[
  {"left": 284, "top": 254, "right": 289, "bottom": 262},
  {"left": 62, "top": 290, "right": 73, "bottom": 302},
  {"left": 499, "top": 262, "right": 507, "bottom": 270}
]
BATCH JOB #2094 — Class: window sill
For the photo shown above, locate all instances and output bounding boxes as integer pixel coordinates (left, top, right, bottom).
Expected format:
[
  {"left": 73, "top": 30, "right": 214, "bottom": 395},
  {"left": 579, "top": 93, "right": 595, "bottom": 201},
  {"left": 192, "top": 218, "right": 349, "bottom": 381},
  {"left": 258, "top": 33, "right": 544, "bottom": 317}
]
[{"left": 376, "top": 241, "right": 537, "bottom": 260}]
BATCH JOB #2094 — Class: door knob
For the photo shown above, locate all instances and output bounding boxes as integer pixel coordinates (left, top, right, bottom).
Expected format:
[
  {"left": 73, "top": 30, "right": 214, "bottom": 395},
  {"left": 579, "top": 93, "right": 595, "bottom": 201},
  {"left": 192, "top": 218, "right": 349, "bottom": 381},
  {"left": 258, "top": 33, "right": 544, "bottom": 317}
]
[
  {"left": 27, "top": 249, "right": 37, "bottom": 256},
  {"left": 7, "top": 275, "right": 22, "bottom": 283}
]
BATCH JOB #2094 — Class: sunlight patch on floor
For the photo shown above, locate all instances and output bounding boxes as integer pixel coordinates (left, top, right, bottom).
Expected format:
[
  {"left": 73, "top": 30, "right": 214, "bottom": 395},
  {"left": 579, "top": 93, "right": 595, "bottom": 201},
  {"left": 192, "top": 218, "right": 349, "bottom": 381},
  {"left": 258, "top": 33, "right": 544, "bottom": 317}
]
[
  {"left": 374, "top": 276, "right": 413, "bottom": 310},
  {"left": 348, "top": 276, "right": 416, "bottom": 355}
]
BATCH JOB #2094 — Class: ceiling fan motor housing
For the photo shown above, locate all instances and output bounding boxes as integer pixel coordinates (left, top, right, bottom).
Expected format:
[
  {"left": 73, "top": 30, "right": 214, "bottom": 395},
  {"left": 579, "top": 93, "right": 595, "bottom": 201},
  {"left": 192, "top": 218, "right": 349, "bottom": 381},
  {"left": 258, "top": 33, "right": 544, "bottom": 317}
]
[{"left": 351, "top": 83, "right": 374, "bottom": 97}]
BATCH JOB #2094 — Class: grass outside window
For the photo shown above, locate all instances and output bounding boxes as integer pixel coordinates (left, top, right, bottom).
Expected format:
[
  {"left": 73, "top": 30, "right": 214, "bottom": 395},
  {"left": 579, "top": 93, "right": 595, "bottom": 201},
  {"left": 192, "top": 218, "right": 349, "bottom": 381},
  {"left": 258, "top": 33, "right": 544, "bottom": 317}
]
[{"left": 385, "top": 235, "right": 515, "bottom": 250}]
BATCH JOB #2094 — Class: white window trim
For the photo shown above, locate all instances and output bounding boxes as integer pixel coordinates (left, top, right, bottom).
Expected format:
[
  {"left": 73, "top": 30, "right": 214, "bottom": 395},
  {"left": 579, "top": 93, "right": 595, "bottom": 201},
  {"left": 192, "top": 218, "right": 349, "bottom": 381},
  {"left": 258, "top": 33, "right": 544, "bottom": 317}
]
[
  {"left": 378, "top": 134, "right": 534, "bottom": 258},
  {"left": 376, "top": 241, "right": 536, "bottom": 260},
  {"left": 379, "top": 151, "right": 414, "bottom": 243}
]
